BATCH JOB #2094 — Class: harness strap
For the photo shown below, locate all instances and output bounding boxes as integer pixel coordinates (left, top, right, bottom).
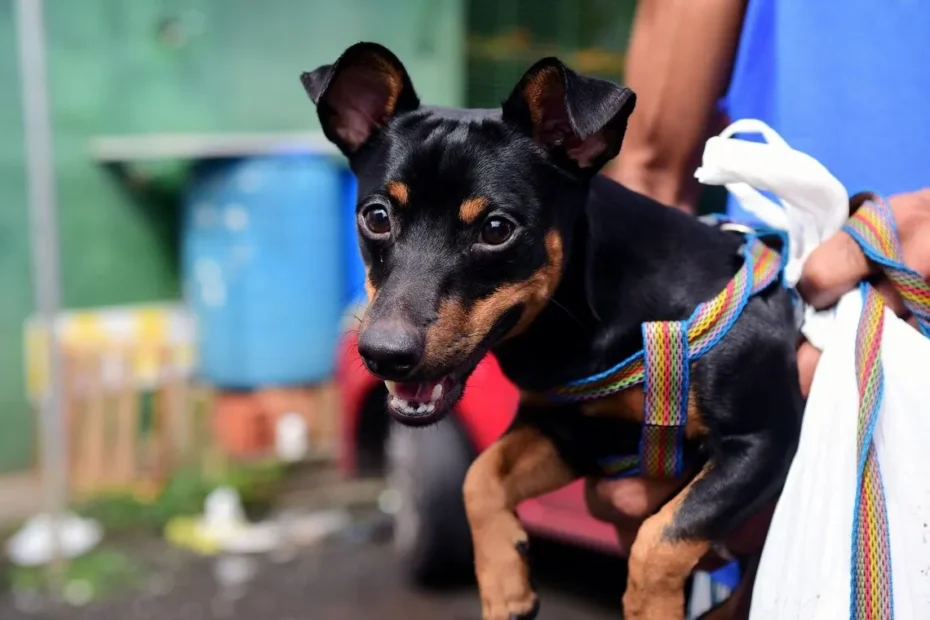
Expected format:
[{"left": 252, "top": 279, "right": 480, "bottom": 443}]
[
  {"left": 574, "top": 236, "right": 786, "bottom": 480},
  {"left": 844, "top": 195, "right": 930, "bottom": 336},
  {"left": 843, "top": 195, "right": 930, "bottom": 620},
  {"left": 640, "top": 321, "right": 690, "bottom": 477},
  {"left": 551, "top": 237, "right": 784, "bottom": 403}
]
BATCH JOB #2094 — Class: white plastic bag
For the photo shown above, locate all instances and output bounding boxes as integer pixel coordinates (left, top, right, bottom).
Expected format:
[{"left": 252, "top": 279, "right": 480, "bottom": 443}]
[
  {"left": 694, "top": 119, "right": 848, "bottom": 350},
  {"left": 694, "top": 120, "right": 930, "bottom": 619},
  {"left": 749, "top": 290, "right": 930, "bottom": 619}
]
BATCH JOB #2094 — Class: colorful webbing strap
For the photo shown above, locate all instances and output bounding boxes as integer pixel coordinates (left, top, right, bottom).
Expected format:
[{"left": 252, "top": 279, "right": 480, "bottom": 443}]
[
  {"left": 549, "top": 237, "right": 784, "bottom": 402},
  {"left": 598, "top": 453, "right": 640, "bottom": 479},
  {"left": 585, "top": 236, "right": 785, "bottom": 480},
  {"left": 640, "top": 321, "right": 690, "bottom": 477},
  {"left": 844, "top": 195, "right": 930, "bottom": 337},
  {"left": 850, "top": 282, "right": 893, "bottom": 620},
  {"left": 843, "top": 195, "right": 930, "bottom": 620}
]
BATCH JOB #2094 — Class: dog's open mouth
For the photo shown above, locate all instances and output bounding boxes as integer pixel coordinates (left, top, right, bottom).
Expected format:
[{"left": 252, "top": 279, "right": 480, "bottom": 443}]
[{"left": 385, "top": 376, "right": 462, "bottom": 426}]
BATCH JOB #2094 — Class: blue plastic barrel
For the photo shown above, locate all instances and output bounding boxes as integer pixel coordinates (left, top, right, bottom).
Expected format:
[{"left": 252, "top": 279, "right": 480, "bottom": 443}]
[
  {"left": 339, "top": 167, "right": 367, "bottom": 306},
  {"left": 182, "top": 154, "right": 344, "bottom": 388}
]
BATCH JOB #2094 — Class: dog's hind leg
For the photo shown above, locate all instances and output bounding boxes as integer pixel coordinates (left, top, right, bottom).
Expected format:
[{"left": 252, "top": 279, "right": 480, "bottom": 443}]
[{"left": 463, "top": 424, "right": 577, "bottom": 620}]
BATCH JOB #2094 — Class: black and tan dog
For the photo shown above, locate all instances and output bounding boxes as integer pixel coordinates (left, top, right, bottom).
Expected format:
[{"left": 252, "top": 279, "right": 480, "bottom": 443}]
[{"left": 301, "top": 42, "right": 803, "bottom": 620}]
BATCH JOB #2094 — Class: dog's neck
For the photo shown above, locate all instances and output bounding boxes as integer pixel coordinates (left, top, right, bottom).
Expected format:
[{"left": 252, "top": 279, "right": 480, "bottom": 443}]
[{"left": 492, "top": 174, "right": 743, "bottom": 393}]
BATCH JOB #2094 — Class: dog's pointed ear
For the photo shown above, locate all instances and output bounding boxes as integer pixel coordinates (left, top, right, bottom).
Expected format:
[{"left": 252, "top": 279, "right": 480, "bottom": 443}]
[
  {"left": 502, "top": 58, "right": 636, "bottom": 173},
  {"left": 300, "top": 42, "right": 420, "bottom": 156},
  {"left": 300, "top": 64, "right": 333, "bottom": 104}
]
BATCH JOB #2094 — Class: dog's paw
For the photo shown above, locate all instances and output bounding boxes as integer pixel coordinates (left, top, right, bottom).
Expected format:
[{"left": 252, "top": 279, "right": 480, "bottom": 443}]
[
  {"left": 508, "top": 596, "right": 540, "bottom": 620},
  {"left": 481, "top": 593, "right": 539, "bottom": 620},
  {"left": 476, "top": 538, "right": 539, "bottom": 620}
]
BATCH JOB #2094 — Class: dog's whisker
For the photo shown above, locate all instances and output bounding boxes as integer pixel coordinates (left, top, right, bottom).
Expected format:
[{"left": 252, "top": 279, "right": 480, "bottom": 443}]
[{"left": 546, "top": 297, "right": 587, "bottom": 330}]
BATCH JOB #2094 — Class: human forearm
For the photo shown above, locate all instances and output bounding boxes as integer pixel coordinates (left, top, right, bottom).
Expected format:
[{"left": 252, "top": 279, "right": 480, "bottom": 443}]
[{"left": 606, "top": 0, "right": 747, "bottom": 212}]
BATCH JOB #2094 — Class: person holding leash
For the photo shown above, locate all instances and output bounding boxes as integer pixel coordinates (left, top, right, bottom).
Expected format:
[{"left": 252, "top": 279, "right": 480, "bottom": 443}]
[{"left": 591, "top": 0, "right": 930, "bottom": 616}]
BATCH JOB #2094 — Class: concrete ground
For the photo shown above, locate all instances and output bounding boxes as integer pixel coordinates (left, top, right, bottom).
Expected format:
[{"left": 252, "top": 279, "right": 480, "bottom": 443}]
[
  {"left": 0, "top": 517, "right": 625, "bottom": 620},
  {"left": 0, "top": 466, "right": 626, "bottom": 620}
]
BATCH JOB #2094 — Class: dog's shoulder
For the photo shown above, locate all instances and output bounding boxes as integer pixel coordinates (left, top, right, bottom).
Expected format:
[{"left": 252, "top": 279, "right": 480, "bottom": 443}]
[{"left": 581, "top": 175, "right": 746, "bottom": 325}]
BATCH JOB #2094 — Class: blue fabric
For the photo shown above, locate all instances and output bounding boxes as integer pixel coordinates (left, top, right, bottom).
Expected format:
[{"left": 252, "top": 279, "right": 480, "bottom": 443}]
[
  {"left": 723, "top": 0, "right": 930, "bottom": 222},
  {"left": 711, "top": 560, "right": 743, "bottom": 590}
]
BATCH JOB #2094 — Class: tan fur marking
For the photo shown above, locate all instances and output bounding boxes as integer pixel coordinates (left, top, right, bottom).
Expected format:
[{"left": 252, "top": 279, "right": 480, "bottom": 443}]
[
  {"left": 523, "top": 66, "right": 560, "bottom": 129},
  {"left": 369, "top": 55, "right": 402, "bottom": 117},
  {"left": 623, "top": 466, "right": 713, "bottom": 620},
  {"left": 424, "top": 230, "right": 564, "bottom": 367},
  {"left": 464, "top": 426, "right": 576, "bottom": 619},
  {"left": 579, "top": 386, "right": 709, "bottom": 439},
  {"left": 502, "top": 229, "right": 565, "bottom": 337},
  {"left": 459, "top": 197, "right": 489, "bottom": 224},
  {"left": 385, "top": 180, "right": 409, "bottom": 205}
]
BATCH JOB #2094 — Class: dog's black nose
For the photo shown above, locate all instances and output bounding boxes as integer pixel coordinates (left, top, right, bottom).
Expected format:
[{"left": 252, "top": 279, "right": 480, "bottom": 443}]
[{"left": 357, "top": 319, "right": 424, "bottom": 379}]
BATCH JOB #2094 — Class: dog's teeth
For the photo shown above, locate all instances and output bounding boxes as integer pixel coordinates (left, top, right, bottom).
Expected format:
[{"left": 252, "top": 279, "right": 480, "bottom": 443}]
[
  {"left": 391, "top": 392, "right": 437, "bottom": 417},
  {"left": 431, "top": 384, "right": 443, "bottom": 403},
  {"left": 385, "top": 381, "right": 397, "bottom": 395}
]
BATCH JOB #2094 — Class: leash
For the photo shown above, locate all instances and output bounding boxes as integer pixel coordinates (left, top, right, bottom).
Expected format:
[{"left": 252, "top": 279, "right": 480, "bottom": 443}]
[
  {"left": 547, "top": 235, "right": 786, "bottom": 478},
  {"left": 842, "top": 195, "right": 930, "bottom": 620}
]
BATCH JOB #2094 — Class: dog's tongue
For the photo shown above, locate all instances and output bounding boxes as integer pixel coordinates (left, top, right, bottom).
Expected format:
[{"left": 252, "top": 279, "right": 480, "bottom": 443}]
[{"left": 394, "top": 379, "right": 442, "bottom": 402}]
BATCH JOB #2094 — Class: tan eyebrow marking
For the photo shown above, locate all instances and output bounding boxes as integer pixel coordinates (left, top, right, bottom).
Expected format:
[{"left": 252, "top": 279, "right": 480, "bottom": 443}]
[
  {"left": 385, "top": 181, "right": 409, "bottom": 205},
  {"left": 459, "top": 197, "right": 489, "bottom": 224}
]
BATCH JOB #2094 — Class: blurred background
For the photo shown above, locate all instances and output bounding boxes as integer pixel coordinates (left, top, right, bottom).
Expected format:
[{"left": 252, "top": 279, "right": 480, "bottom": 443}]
[{"left": 0, "top": 1, "right": 732, "bottom": 618}]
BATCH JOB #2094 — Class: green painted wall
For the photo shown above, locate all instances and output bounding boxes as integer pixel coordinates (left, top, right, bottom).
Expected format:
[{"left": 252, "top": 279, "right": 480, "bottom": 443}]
[
  {"left": 466, "top": 0, "right": 636, "bottom": 107},
  {"left": 0, "top": 0, "right": 464, "bottom": 472}
]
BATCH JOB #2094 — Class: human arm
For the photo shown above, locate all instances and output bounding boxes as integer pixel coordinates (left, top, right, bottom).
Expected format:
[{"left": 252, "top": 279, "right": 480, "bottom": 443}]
[{"left": 604, "top": 0, "right": 748, "bottom": 212}]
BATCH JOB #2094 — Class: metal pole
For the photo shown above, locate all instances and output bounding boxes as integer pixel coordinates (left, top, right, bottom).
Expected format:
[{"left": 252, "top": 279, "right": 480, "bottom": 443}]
[{"left": 14, "top": 0, "right": 67, "bottom": 583}]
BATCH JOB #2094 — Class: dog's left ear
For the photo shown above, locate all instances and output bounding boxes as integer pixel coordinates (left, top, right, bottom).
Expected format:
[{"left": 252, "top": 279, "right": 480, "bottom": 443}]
[{"left": 503, "top": 58, "right": 636, "bottom": 173}]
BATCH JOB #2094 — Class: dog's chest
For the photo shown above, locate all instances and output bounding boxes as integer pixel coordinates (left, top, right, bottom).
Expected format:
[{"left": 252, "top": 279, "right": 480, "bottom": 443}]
[
  {"left": 517, "top": 386, "right": 709, "bottom": 478},
  {"left": 538, "top": 386, "right": 709, "bottom": 441}
]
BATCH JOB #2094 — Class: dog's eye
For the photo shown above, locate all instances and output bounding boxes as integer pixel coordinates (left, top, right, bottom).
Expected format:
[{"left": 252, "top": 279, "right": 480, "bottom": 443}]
[
  {"left": 480, "top": 217, "right": 515, "bottom": 246},
  {"left": 362, "top": 205, "right": 391, "bottom": 236}
]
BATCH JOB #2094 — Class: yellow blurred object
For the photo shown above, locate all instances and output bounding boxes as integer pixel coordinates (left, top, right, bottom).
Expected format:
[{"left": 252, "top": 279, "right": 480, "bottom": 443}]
[
  {"left": 164, "top": 516, "right": 222, "bottom": 556},
  {"left": 24, "top": 303, "right": 195, "bottom": 399}
]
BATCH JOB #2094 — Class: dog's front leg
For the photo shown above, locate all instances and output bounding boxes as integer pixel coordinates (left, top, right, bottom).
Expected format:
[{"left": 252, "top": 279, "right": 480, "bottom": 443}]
[{"left": 463, "top": 424, "right": 576, "bottom": 620}]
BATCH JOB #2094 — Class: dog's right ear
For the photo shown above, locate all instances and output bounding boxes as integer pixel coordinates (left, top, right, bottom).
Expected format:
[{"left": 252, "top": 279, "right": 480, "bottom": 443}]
[
  {"left": 502, "top": 58, "right": 636, "bottom": 174},
  {"left": 300, "top": 42, "right": 420, "bottom": 157}
]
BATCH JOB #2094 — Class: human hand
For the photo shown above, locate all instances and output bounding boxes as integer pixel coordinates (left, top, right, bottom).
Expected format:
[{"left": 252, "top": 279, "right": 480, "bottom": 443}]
[
  {"left": 584, "top": 476, "right": 772, "bottom": 570},
  {"left": 796, "top": 188, "right": 930, "bottom": 395}
]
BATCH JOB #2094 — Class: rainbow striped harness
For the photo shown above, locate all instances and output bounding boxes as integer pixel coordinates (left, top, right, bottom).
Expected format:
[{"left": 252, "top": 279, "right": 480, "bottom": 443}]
[
  {"left": 544, "top": 230, "right": 787, "bottom": 478},
  {"left": 843, "top": 195, "right": 930, "bottom": 620}
]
